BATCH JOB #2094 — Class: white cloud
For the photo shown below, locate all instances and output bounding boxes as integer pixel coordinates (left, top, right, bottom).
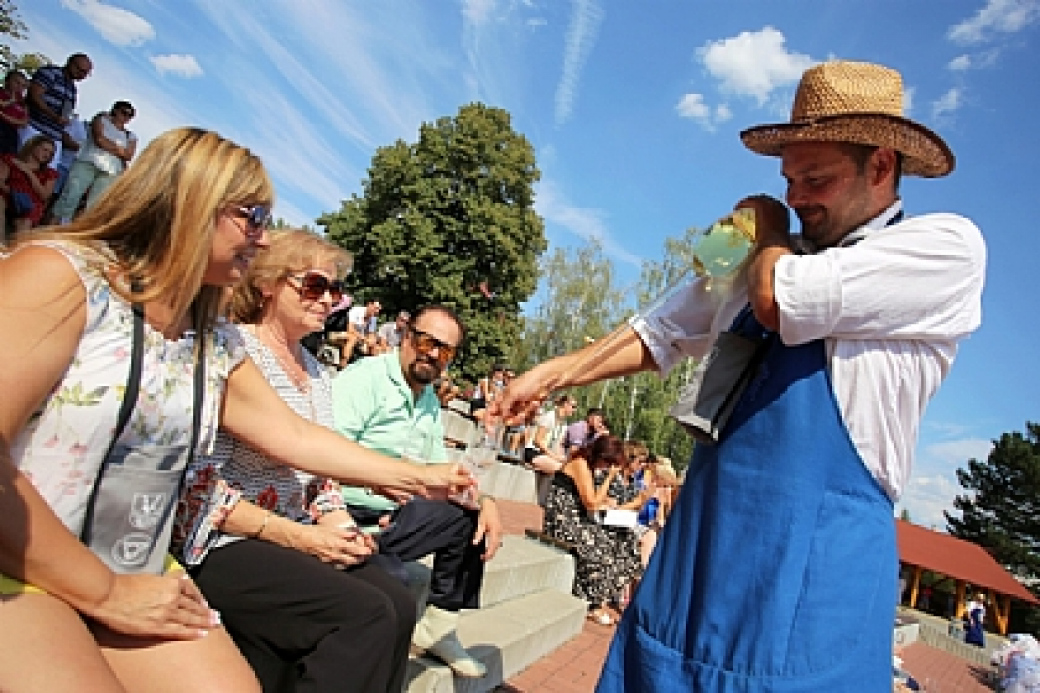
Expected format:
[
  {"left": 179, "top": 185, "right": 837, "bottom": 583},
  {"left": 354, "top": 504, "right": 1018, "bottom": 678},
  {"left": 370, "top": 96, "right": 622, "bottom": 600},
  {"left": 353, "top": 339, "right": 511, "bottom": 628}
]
[
  {"left": 462, "top": 0, "right": 496, "bottom": 26},
  {"left": 676, "top": 93, "right": 710, "bottom": 120},
  {"left": 903, "top": 85, "right": 915, "bottom": 118},
  {"left": 60, "top": 0, "right": 154, "bottom": 47},
  {"left": 555, "top": 0, "right": 604, "bottom": 125},
  {"left": 932, "top": 87, "right": 963, "bottom": 119},
  {"left": 899, "top": 437, "right": 992, "bottom": 531},
  {"left": 675, "top": 93, "right": 730, "bottom": 132},
  {"left": 949, "top": 54, "right": 973, "bottom": 71},
  {"left": 925, "top": 437, "right": 993, "bottom": 465},
  {"left": 149, "top": 54, "right": 203, "bottom": 78},
  {"left": 948, "top": 0, "right": 1040, "bottom": 45},
  {"left": 697, "top": 27, "right": 815, "bottom": 106},
  {"left": 535, "top": 178, "right": 642, "bottom": 268}
]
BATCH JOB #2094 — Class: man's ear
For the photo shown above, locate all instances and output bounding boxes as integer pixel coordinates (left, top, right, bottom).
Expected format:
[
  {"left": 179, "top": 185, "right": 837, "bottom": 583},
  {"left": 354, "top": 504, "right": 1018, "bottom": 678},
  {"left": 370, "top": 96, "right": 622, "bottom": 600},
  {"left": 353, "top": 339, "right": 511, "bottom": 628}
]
[{"left": 872, "top": 148, "right": 899, "bottom": 187}]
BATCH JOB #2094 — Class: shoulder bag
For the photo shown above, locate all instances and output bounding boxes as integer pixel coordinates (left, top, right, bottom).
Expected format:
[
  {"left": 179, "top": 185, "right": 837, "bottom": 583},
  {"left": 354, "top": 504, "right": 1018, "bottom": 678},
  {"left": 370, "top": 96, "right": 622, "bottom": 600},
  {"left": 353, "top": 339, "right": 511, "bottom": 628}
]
[{"left": 79, "top": 305, "right": 205, "bottom": 574}]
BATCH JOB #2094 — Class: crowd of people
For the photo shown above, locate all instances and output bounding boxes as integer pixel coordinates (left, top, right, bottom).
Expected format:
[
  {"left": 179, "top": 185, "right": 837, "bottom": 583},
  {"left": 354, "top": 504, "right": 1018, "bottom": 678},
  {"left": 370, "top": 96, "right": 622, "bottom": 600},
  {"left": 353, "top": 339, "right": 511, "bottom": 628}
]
[
  {"left": 1, "top": 54, "right": 136, "bottom": 243},
  {"left": 0, "top": 54, "right": 987, "bottom": 693}
]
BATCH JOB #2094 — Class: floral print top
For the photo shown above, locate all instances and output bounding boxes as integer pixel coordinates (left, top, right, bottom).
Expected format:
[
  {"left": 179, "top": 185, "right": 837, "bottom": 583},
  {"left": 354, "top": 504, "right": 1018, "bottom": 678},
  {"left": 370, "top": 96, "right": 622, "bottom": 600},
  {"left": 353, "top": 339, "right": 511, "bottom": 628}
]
[
  {"left": 175, "top": 328, "right": 346, "bottom": 566},
  {"left": 9, "top": 241, "right": 246, "bottom": 539}
]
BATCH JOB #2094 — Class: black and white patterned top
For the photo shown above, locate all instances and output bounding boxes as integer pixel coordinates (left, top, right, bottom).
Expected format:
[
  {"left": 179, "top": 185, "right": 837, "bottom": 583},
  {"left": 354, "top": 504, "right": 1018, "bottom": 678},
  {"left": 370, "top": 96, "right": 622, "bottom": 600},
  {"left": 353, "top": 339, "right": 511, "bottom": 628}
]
[{"left": 176, "top": 327, "right": 346, "bottom": 564}]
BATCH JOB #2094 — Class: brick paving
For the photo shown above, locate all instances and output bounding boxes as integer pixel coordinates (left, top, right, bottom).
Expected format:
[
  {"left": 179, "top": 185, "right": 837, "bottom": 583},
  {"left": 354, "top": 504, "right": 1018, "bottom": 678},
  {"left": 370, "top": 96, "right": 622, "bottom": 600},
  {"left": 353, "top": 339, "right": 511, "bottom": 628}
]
[{"left": 494, "top": 499, "right": 998, "bottom": 692}]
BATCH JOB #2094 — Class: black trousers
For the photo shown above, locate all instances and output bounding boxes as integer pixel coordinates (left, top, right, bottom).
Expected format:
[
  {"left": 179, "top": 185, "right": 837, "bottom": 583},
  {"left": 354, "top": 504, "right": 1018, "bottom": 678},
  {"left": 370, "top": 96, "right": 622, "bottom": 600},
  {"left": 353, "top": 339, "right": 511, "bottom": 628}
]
[
  {"left": 190, "top": 538, "right": 417, "bottom": 693},
  {"left": 349, "top": 497, "right": 485, "bottom": 612}
]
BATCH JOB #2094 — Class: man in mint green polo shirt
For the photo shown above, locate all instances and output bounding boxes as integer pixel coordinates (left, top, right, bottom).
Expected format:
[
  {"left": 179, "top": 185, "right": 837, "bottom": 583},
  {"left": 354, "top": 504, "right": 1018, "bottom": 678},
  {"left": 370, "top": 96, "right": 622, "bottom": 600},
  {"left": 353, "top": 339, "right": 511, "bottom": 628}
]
[{"left": 332, "top": 304, "right": 501, "bottom": 679}]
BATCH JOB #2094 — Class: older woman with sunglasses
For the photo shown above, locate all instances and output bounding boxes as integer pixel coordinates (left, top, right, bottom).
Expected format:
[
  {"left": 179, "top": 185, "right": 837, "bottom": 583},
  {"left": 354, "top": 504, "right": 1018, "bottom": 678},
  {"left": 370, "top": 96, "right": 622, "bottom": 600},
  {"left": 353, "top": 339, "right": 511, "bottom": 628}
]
[
  {"left": 178, "top": 229, "right": 417, "bottom": 692},
  {"left": 0, "top": 127, "right": 471, "bottom": 693}
]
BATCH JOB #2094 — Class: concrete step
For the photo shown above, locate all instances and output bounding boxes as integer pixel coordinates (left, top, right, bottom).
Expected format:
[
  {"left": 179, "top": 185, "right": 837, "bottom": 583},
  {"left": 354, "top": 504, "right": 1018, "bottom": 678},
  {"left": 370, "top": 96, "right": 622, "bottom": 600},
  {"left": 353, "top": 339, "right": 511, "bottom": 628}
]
[
  {"left": 404, "top": 534, "right": 577, "bottom": 611},
  {"left": 480, "top": 534, "right": 575, "bottom": 608},
  {"left": 405, "top": 588, "right": 588, "bottom": 693}
]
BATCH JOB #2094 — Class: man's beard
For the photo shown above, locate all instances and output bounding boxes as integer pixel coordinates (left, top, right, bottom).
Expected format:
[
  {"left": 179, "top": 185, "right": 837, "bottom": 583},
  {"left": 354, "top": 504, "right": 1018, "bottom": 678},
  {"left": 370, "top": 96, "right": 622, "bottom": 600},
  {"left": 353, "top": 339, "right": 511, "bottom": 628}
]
[{"left": 408, "top": 359, "right": 441, "bottom": 386}]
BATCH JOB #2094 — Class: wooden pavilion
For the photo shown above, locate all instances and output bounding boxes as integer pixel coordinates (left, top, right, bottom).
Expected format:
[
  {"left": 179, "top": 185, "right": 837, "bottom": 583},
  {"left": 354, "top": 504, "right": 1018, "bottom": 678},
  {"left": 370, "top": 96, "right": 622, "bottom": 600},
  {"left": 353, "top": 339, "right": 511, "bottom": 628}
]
[{"left": 897, "top": 518, "right": 1038, "bottom": 635}]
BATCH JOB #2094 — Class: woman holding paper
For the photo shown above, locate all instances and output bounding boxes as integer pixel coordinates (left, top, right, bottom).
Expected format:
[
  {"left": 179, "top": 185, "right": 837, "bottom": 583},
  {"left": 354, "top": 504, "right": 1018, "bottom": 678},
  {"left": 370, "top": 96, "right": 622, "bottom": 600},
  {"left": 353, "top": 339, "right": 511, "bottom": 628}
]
[{"left": 543, "top": 435, "right": 642, "bottom": 626}]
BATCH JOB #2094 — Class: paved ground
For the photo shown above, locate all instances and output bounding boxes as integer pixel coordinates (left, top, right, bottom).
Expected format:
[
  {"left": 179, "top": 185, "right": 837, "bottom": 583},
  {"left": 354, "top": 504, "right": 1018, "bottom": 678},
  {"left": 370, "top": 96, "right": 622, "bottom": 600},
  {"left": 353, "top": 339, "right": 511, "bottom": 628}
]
[{"left": 493, "top": 499, "right": 998, "bottom": 692}]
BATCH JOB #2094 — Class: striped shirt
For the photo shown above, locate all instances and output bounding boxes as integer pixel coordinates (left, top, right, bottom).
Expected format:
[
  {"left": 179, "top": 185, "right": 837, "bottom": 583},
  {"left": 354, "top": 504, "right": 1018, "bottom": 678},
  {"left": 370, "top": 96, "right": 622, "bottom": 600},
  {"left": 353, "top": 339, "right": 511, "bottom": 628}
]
[{"left": 28, "top": 65, "right": 76, "bottom": 140}]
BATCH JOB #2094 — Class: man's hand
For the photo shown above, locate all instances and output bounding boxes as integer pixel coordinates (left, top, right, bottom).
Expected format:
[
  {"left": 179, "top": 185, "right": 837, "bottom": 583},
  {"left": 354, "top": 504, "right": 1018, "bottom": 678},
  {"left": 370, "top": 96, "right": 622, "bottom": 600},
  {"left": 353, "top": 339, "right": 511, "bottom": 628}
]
[
  {"left": 473, "top": 496, "right": 503, "bottom": 561},
  {"left": 739, "top": 195, "right": 792, "bottom": 332},
  {"left": 489, "top": 365, "right": 552, "bottom": 427}
]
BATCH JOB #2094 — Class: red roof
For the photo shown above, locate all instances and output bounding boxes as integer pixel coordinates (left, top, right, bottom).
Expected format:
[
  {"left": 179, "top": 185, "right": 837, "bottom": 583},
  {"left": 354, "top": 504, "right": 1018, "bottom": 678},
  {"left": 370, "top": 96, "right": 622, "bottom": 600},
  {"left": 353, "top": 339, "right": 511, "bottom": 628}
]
[{"left": 896, "top": 519, "right": 1038, "bottom": 604}]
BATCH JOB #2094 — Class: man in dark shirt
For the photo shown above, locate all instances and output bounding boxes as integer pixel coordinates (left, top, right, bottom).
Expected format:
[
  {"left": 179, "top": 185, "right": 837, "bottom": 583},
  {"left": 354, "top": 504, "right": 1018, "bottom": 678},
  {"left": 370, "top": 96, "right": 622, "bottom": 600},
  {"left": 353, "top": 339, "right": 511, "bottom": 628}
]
[{"left": 21, "top": 53, "right": 92, "bottom": 169}]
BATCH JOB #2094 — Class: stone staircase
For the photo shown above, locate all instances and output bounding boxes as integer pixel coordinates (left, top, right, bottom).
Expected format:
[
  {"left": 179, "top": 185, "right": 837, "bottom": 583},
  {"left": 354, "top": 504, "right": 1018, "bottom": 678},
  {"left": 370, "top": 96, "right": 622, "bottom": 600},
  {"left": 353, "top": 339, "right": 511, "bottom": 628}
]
[{"left": 404, "top": 534, "right": 587, "bottom": 692}]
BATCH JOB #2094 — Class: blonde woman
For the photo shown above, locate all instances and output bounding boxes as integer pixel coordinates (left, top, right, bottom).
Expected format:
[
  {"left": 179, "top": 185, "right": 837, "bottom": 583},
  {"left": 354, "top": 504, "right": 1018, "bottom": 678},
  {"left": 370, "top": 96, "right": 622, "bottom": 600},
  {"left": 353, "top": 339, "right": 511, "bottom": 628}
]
[
  {"left": 0, "top": 127, "right": 470, "bottom": 692},
  {"left": 181, "top": 229, "right": 416, "bottom": 692}
]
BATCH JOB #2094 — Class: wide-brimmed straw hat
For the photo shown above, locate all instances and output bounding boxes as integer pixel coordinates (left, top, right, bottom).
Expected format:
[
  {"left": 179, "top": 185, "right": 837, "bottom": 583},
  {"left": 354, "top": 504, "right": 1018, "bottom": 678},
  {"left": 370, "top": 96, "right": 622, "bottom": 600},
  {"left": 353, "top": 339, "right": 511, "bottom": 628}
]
[{"left": 740, "top": 60, "right": 954, "bottom": 177}]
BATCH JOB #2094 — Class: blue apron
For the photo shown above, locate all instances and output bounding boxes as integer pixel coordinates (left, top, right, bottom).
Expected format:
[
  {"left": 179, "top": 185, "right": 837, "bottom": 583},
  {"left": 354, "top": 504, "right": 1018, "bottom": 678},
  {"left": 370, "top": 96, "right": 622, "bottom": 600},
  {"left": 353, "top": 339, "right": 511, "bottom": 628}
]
[{"left": 597, "top": 321, "right": 897, "bottom": 692}]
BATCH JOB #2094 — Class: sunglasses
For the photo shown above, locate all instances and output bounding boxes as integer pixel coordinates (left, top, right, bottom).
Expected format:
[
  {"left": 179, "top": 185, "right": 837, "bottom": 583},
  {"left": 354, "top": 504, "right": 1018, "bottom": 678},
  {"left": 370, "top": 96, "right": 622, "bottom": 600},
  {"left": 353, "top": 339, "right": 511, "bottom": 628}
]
[
  {"left": 119, "top": 109, "right": 135, "bottom": 118},
  {"left": 410, "top": 328, "right": 457, "bottom": 364},
  {"left": 287, "top": 272, "right": 344, "bottom": 302}
]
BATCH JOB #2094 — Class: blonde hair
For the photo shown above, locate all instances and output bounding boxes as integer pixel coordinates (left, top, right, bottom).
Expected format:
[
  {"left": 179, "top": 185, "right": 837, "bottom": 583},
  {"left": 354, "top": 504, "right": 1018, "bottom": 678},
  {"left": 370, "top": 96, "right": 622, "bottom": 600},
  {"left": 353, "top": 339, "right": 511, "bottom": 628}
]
[
  {"left": 32, "top": 127, "right": 273, "bottom": 336},
  {"left": 231, "top": 228, "right": 352, "bottom": 324}
]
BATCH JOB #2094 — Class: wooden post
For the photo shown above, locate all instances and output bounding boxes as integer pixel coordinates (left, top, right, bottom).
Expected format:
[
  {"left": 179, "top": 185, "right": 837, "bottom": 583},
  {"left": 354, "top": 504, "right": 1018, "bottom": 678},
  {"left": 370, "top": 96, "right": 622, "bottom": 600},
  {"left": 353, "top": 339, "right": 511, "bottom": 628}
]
[
  {"left": 992, "top": 593, "right": 1011, "bottom": 635},
  {"left": 908, "top": 565, "right": 922, "bottom": 611},
  {"left": 954, "top": 580, "right": 966, "bottom": 620}
]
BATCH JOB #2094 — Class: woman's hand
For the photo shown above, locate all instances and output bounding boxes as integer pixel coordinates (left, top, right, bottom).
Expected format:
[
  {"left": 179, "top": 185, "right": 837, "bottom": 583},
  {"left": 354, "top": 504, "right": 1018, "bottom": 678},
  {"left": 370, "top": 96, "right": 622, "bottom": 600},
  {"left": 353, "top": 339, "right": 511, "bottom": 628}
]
[
  {"left": 82, "top": 573, "right": 220, "bottom": 640},
  {"left": 293, "top": 523, "right": 374, "bottom": 568}
]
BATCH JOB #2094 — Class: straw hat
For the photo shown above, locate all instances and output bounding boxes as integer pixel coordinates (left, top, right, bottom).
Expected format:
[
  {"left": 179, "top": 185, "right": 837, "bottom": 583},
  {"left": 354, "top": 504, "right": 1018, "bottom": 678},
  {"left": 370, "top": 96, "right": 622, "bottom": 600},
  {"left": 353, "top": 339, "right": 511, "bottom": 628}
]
[{"left": 740, "top": 60, "right": 955, "bottom": 177}]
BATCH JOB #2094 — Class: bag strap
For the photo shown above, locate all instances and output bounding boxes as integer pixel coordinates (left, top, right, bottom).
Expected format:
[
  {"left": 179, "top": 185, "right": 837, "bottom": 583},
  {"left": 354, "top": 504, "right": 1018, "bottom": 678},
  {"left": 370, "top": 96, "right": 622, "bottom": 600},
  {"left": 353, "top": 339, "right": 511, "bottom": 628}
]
[{"left": 81, "top": 303, "right": 145, "bottom": 542}]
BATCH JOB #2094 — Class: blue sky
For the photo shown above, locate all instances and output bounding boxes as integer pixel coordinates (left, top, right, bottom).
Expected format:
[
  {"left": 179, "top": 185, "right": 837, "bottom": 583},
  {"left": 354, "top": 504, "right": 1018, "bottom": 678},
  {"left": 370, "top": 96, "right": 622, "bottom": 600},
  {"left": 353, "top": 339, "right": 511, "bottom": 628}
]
[{"left": 15, "top": 0, "right": 1039, "bottom": 531}]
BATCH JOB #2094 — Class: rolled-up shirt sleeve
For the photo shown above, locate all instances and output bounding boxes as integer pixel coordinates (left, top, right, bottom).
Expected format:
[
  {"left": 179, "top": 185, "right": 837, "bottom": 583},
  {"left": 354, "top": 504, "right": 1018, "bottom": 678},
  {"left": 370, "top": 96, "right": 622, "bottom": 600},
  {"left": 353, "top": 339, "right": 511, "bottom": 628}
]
[
  {"left": 775, "top": 212, "right": 985, "bottom": 345},
  {"left": 629, "top": 275, "right": 748, "bottom": 377}
]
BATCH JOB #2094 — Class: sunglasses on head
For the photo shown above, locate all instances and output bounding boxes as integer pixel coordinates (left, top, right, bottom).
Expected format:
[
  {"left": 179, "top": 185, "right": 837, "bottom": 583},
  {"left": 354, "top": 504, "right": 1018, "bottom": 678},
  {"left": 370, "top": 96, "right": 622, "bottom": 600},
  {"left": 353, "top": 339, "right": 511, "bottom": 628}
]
[
  {"left": 287, "top": 271, "right": 344, "bottom": 302},
  {"left": 410, "top": 328, "right": 457, "bottom": 364}
]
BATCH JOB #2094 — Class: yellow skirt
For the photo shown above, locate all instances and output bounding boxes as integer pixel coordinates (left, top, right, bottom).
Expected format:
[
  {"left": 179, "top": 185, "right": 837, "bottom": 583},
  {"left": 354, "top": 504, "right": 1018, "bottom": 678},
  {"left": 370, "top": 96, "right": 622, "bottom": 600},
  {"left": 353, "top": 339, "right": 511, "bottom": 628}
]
[{"left": 0, "top": 555, "right": 183, "bottom": 595}]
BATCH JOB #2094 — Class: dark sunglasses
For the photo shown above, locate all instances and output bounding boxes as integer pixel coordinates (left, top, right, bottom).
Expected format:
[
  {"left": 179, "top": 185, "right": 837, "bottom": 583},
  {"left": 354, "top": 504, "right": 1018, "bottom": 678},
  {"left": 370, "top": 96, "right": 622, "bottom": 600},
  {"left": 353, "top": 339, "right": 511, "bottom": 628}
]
[
  {"left": 410, "top": 328, "right": 457, "bottom": 364},
  {"left": 231, "top": 204, "right": 273, "bottom": 231},
  {"left": 287, "top": 272, "right": 344, "bottom": 302},
  {"left": 119, "top": 109, "right": 135, "bottom": 118}
]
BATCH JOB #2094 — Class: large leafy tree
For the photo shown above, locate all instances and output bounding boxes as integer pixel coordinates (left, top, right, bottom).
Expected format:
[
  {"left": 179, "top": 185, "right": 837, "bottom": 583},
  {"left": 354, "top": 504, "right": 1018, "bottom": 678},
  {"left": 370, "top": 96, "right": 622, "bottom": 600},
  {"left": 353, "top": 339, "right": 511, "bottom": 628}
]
[
  {"left": 320, "top": 102, "right": 545, "bottom": 383},
  {"left": 946, "top": 422, "right": 1040, "bottom": 632},
  {"left": 0, "top": 1, "right": 46, "bottom": 73}
]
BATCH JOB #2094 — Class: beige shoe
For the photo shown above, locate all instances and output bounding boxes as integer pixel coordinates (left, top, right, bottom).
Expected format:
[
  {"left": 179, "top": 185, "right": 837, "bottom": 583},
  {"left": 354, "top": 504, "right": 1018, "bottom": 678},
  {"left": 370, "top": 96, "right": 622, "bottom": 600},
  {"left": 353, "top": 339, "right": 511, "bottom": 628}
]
[{"left": 412, "top": 605, "right": 487, "bottom": 678}]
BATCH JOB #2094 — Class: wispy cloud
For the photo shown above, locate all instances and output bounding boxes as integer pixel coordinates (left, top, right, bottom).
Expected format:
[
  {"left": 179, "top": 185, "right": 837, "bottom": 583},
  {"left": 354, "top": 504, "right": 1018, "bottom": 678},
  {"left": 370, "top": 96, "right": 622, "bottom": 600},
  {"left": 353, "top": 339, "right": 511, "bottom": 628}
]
[
  {"left": 947, "top": 49, "right": 1001, "bottom": 71},
  {"left": 900, "top": 436, "right": 993, "bottom": 530},
  {"left": 60, "top": 0, "right": 154, "bottom": 47},
  {"left": 697, "top": 26, "right": 815, "bottom": 106},
  {"left": 149, "top": 54, "right": 203, "bottom": 78},
  {"left": 949, "top": 0, "right": 1040, "bottom": 44},
  {"left": 535, "top": 177, "right": 642, "bottom": 268},
  {"left": 932, "top": 87, "right": 963, "bottom": 119},
  {"left": 554, "top": 0, "right": 603, "bottom": 125},
  {"left": 675, "top": 93, "right": 732, "bottom": 132}
]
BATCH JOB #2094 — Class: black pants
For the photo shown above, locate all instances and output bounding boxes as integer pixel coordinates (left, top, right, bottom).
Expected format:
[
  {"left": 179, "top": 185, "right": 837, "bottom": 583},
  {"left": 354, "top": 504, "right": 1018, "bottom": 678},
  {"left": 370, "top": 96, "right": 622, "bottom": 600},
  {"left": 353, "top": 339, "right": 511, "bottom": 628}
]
[
  {"left": 190, "top": 538, "right": 416, "bottom": 693},
  {"left": 350, "top": 498, "right": 485, "bottom": 612}
]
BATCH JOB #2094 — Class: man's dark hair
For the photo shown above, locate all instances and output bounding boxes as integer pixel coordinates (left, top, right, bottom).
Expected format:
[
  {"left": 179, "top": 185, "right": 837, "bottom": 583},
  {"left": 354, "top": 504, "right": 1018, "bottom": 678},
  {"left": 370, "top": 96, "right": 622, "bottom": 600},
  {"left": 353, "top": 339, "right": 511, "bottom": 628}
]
[
  {"left": 410, "top": 304, "right": 466, "bottom": 345},
  {"left": 586, "top": 407, "right": 603, "bottom": 417}
]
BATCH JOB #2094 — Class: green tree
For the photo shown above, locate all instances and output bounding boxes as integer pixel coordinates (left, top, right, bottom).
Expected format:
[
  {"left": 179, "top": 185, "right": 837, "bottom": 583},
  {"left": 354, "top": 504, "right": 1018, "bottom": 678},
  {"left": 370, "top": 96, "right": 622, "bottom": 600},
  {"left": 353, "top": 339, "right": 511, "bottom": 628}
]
[
  {"left": 946, "top": 422, "right": 1040, "bottom": 633},
  {"left": 319, "top": 102, "right": 544, "bottom": 383},
  {"left": 0, "top": 1, "right": 46, "bottom": 73}
]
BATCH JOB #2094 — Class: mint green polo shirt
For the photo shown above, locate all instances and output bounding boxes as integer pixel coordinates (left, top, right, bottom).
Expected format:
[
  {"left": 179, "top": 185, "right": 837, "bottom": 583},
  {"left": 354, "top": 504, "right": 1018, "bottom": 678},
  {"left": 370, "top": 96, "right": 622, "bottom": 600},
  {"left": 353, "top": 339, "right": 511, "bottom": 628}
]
[{"left": 332, "top": 351, "right": 448, "bottom": 513}]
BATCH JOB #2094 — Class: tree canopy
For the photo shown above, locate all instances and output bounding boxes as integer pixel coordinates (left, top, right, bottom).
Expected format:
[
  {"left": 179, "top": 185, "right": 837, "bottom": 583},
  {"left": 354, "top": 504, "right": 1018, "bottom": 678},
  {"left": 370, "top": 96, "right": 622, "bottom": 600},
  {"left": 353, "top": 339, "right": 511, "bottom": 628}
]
[
  {"left": 0, "top": 1, "right": 47, "bottom": 73},
  {"left": 319, "top": 102, "right": 545, "bottom": 384},
  {"left": 946, "top": 422, "right": 1040, "bottom": 632}
]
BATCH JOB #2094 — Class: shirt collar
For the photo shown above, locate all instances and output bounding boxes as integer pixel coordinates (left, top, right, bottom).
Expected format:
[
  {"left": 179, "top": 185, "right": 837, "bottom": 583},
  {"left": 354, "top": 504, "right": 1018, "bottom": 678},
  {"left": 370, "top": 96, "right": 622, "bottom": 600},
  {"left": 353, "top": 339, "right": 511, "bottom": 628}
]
[{"left": 837, "top": 199, "right": 904, "bottom": 248}]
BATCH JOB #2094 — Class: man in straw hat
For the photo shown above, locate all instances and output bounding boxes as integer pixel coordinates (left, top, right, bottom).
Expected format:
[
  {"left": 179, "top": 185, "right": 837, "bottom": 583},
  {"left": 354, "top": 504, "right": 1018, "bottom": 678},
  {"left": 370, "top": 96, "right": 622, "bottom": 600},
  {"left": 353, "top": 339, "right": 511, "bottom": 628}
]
[{"left": 493, "top": 59, "right": 985, "bottom": 691}]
